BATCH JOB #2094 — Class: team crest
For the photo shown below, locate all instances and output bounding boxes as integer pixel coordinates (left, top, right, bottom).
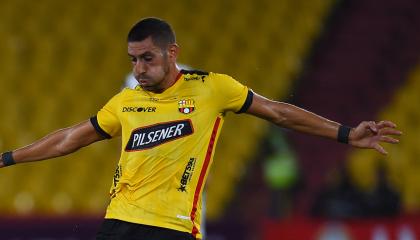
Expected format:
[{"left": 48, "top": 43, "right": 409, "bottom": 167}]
[{"left": 178, "top": 99, "right": 195, "bottom": 114}]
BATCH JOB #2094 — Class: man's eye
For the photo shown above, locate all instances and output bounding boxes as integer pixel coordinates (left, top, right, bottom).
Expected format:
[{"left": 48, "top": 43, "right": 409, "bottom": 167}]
[
  {"left": 131, "top": 57, "right": 137, "bottom": 63},
  {"left": 143, "top": 56, "right": 153, "bottom": 62}
]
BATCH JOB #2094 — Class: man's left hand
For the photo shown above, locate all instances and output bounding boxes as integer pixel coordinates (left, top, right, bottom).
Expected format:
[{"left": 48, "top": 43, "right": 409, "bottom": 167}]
[{"left": 349, "top": 120, "right": 402, "bottom": 155}]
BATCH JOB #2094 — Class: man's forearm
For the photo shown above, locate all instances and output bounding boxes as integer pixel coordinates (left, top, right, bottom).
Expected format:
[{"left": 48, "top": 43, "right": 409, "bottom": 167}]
[
  {"left": 273, "top": 102, "right": 343, "bottom": 140},
  {"left": 0, "top": 120, "right": 104, "bottom": 168},
  {"left": 0, "top": 128, "right": 76, "bottom": 168},
  {"left": 247, "top": 94, "right": 345, "bottom": 141}
]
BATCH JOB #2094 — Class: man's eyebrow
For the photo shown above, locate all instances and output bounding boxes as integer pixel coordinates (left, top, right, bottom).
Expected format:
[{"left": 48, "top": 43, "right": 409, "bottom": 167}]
[{"left": 128, "top": 51, "right": 154, "bottom": 58}]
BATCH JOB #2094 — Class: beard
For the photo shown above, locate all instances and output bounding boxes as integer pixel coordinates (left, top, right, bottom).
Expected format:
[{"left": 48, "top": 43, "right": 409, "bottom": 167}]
[{"left": 136, "top": 55, "right": 172, "bottom": 92}]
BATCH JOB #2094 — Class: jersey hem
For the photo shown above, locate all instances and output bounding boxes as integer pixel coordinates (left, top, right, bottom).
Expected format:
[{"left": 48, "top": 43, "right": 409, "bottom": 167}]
[{"left": 104, "top": 214, "right": 202, "bottom": 239}]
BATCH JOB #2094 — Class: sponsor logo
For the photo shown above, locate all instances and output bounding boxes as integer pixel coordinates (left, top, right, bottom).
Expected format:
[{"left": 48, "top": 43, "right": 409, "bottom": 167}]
[
  {"left": 178, "top": 157, "right": 196, "bottom": 192},
  {"left": 125, "top": 120, "right": 194, "bottom": 151},
  {"left": 122, "top": 106, "right": 156, "bottom": 112},
  {"left": 178, "top": 99, "right": 195, "bottom": 114},
  {"left": 184, "top": 75, "right": 206, "bottom": 82},
  {"left": 110, "top": 164, "right": 122, "bottom": 198}
]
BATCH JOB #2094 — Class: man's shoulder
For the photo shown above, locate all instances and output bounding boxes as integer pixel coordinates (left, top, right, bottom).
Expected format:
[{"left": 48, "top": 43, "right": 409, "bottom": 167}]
[
  {"left": 107, "top": 88, "right": 139, "bottom": 102},
  {"left": 113, "top": 88, "right": 132, "bottom": 98}
]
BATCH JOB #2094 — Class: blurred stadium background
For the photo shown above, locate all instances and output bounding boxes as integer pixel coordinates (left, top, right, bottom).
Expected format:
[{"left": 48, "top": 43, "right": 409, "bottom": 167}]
[{"left": 1, "top": 0, "right": 419, "bottom": 239}]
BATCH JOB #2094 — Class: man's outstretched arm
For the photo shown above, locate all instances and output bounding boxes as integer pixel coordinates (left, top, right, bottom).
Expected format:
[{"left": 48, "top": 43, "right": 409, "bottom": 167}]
[
  {"left": 246, "top": 92, "right": 402, "bottom": 155},
  {"left": 0, "top": 120, "right": 105, "bottom": 168}
]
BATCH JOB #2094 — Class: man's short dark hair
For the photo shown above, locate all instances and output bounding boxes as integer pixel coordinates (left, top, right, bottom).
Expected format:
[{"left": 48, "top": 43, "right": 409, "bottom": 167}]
[{"left": 127, "top": 17, "right": 176, "bottom": 49}]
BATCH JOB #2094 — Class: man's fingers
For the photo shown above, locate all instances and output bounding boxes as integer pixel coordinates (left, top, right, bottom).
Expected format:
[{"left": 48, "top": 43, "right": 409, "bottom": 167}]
[
  {"left": 377, "top": 121, "right": 397, "bottom": 129},
  {"left": 379, "top": 128, "right": 403, "bottom": 136},
  {"left": 374, "top": 143, "right": 388, "bottom": 155},
  {"left": 366, "top": 121, "right": 378, "bottom": 133},
  {"left": 380, "top": 136, "right": 399, "bottom": 144}
]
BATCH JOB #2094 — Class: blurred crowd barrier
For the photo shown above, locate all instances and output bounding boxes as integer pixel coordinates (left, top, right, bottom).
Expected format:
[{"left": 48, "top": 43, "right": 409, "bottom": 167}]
[{"left": 263, "top": 216, "right": 420, "bottom": 240}]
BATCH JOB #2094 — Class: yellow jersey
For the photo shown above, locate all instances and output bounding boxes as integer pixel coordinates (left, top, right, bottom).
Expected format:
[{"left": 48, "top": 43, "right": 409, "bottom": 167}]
[{"left": 90, "top": 70, "right": 253, "bottom": 239}]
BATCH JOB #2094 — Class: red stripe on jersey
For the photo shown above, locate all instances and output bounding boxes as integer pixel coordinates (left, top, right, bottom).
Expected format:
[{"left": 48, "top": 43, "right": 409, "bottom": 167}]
[
  {"left": 163, "top": 70, "right": 183, "bottom": 90},
  {"left": 173, "top": 70, "right": 183, "bottom": 85},
  {"left": 190, "top": 117, "right": 221, "bottom": 237}
]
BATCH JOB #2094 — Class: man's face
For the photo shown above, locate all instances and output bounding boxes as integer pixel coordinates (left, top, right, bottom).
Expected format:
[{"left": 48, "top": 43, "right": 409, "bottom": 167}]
[{"left": 128, "top": 37, "right": 172, "bottom": 92}]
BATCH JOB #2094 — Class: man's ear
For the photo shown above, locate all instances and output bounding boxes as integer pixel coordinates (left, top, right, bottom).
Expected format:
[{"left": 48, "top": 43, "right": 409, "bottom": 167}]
[{"left": 167, "top": 43, "right": 179, "bottom": 61}]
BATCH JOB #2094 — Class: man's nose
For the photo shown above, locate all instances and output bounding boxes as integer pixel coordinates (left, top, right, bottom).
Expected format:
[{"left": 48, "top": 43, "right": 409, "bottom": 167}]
[{"left": 134, "top": 61, "right": 147, "bottom": 74}]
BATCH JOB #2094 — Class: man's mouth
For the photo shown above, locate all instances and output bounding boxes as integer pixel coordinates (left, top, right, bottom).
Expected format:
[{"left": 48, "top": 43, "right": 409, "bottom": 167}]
[{"left": 136, "top": 77, "right": 150, "bottom": 85}]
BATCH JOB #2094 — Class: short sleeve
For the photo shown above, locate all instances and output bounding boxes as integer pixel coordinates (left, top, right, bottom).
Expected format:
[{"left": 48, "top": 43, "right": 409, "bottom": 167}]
[
  {"left": 210, "top": 73, "right": 253, "bottom": 113},
  {"left": 91, "top": 93, "right": 122, "bottom": 138}
]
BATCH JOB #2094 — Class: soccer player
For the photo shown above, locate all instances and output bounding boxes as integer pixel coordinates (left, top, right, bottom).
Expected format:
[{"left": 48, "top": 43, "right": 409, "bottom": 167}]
[{"left": 0, "top": 18, "right": 401, "bottom": 239}]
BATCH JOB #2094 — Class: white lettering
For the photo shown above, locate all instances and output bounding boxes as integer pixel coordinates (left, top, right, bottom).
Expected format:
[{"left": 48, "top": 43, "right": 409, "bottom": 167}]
[
  {"left": 139, "top": 133, "right": 145, "bottom": 145},
  {"left": 174, "top": 124, "right": 184, "bottom": 136},
  {"left": 145, "top": 132, "right": 154, "bottom": 144},
  {"left": 139, "top": 132, "right": 148, "bottom": 145},
  {"left": 132, "top": 134, "right": 140, "bottom": 148},
  {"left": 167, "top": 126, "right": 176, "bottom": 138},
  {"left": 127, "top": 120, "right": 193, "bottom": 151},
  {"left": 158, "top": 128, "right": 169, "bottom": 141},
  {"left": 152, "top": 129, "right": 161, "bottom": 142}
]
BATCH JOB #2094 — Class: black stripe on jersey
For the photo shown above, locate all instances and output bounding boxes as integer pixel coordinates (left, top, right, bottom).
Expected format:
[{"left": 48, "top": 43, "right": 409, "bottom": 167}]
[
  {"left": 180, "top": 69, "right": 209, "bottom": 76},
  {"left": 236, "top": 90, "right": 254, "bottom": 114},
  {"left": 90, "top": 116, "right": 112, "bottom": 139}
]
